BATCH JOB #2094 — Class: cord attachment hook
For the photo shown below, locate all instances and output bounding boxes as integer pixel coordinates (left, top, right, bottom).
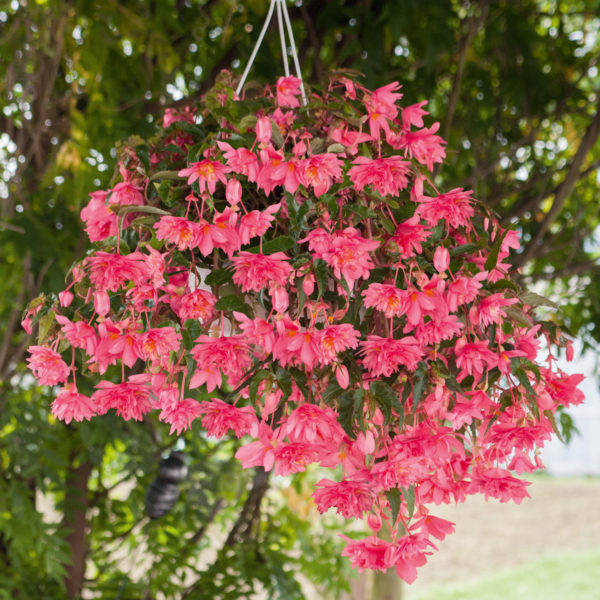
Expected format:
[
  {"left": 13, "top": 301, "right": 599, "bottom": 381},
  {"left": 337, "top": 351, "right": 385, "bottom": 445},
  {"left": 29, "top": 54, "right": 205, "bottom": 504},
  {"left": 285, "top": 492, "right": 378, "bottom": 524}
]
[{"left": 236, "top": 0, "right": 307, "bottom": 106}]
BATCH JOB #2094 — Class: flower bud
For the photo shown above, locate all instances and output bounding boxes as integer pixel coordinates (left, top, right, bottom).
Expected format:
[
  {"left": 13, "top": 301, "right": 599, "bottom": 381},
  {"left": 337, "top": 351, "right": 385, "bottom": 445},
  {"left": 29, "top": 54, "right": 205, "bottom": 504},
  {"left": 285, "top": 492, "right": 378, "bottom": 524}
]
[
  {"left": 367, "top": 513, "right": 382, "bottom": 533},
  {"left": 335, "top": 364, "right": 349, "bottom": 389},
  {"left": 59, "top": 290, "right": 74, "bottom": 307},
  {"left": 94, "top": 291, "right": 110, "bottom": 316},
  {"left": 226, "top": 178, "right": 242, "bottom": 205},
  {"left": 302, "top": 274, "right": 315, "bottom": 296},
  {"left": 256, "top": 117, "right": 272, "bottom": 144},
  {"left": 433, "top": 246, "right": 450, "bottom": 273}
]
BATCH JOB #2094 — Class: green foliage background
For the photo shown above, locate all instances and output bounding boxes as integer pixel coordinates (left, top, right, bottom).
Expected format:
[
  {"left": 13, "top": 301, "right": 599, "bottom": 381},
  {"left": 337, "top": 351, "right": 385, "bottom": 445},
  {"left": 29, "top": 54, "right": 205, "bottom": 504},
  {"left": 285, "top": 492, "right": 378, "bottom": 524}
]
[{"left": 1, "top": 0, "right": 599, "bottom": 598}]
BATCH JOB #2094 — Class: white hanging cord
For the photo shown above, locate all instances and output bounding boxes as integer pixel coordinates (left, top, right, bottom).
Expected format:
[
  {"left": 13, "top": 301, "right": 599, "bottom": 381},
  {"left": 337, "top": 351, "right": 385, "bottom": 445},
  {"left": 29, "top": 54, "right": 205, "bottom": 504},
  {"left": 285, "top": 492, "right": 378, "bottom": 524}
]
[
  {"left": 275, "top": 0, "right": 290, "bottom": 77},
  {"left": 235, "top": 0, "right": 276, "bottom": 97},
  {"left": 236, "top": 0, "right": 307, "bottom": 106},
  {"left": 280, "top": 0, "right": 307, "bottom": 106}
]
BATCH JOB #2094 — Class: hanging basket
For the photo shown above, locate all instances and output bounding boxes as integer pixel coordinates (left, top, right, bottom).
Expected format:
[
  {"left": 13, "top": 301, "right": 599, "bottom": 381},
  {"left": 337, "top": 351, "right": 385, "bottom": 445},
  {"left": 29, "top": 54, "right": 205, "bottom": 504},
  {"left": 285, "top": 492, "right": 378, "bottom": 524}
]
[{"left": 24, "top": 70, "right": 584, "bottom": 581}]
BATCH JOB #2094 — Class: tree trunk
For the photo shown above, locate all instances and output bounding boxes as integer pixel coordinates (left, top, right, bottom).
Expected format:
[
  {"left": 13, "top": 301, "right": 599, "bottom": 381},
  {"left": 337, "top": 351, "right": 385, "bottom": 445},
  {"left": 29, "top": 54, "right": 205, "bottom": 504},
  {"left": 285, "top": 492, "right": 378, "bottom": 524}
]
[
  {"left": 62, "top": 457, "right": 93, "bottom": 599},
  {"left": 372, "top": 569, "right": 403, "bottom": 600}
]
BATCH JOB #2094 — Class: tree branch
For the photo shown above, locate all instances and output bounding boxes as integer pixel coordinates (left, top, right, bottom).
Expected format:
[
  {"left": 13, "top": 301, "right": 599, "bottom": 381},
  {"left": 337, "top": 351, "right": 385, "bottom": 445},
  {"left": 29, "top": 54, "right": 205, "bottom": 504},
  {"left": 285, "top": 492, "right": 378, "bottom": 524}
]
[
  {"left": 516, "top": 100, "right": 600, "bottom": 267},
  {"left": 441, "top": 1, "right": 489, "bottom": 144}
]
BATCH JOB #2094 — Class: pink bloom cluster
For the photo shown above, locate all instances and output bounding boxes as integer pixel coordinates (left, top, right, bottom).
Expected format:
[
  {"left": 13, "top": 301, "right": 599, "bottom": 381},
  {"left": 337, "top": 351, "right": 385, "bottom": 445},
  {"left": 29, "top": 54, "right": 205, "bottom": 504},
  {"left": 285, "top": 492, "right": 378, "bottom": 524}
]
[{"left": 26, "top": 74, "right": 584, "bottom": 583}]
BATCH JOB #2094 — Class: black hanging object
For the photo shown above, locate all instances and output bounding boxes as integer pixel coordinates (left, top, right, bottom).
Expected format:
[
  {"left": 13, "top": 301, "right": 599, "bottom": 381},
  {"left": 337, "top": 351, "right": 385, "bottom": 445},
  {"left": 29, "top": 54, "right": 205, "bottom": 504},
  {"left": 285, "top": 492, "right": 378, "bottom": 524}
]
[{"left": 145, "top": 451, "right": 188, "bottom": 519}]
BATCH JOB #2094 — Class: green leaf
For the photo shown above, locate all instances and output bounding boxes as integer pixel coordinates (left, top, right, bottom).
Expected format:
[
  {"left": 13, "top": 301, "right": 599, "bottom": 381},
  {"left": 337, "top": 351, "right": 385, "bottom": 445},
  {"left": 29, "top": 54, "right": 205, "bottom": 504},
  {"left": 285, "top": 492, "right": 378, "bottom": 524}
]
[
  {"left": 412, "top": 362, "right": 429, "bottom": 412},
  {"left": 504, "top": 306, "right": 535, "bottom": 327},
  {"left": 484, "top": 229, "right": 509, "bottom": 271},
  {"left": 149, "top": 169, "right": 182, "bottom": 182},
  {"left": 402, "top": 484, "right": 416, "bottom": 519},
  {"left": 491, "top": 279, "right": 520, "bottom": 292},
  {"left": 214, "top": 295, "right": 251, "bottom": 317},
  {"left": 370, "top": 381, "right": 396, "bottom": 425},
  {"left": 519, "top": 291, "right": 559, "bottom": 309},
  {"left": 246, "top": 235, "right": 296, "bottom": 254},
  {"left": 543, "top": 409, "right": 565, "bottom": 443},
  {"left": 37, "top": 310, "right": 55, "bottom": 344},
  {"left": 313, "top": 258, "right": 329, "bottom": 299},
  {"left": 385, "top": 488, "right": 401, "bottom": 525},
  {"left": 249, "top": 370, "right": 272, "bottom": 402},
  {"left": 205, "top": 269, "right": 233, "bottom": 286},
  {"left": 110, "top": 204, "right": 170, "bottom": 216}
]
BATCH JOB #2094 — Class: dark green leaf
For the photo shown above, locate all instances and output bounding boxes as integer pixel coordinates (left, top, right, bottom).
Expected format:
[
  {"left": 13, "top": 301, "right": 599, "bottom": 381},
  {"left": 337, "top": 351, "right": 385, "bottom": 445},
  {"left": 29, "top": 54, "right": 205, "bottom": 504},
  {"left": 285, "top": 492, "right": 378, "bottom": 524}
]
[
  {"left": 214, "top": 295, "right": 251, "bottom": 317},
  {"left": 385, "top": 489, "right": 401, "bottom": 525}
]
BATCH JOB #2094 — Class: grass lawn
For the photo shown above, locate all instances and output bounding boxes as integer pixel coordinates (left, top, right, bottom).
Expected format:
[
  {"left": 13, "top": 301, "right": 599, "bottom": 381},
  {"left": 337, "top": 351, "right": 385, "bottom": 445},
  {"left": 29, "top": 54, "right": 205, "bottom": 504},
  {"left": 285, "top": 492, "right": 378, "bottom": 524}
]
[{"left": 409, "top": 546, "right": 600, "bottom": 600}]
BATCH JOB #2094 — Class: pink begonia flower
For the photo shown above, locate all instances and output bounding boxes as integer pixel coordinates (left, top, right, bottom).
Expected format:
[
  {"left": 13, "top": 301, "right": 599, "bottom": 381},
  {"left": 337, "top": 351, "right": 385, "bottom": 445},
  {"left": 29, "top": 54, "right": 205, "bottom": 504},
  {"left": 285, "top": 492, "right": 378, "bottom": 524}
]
[
  {"left": 301, "top": 227, "right": 333, "bottom": 255},
  {"left": 235, "top": 422, "right": 278, "bottom": 471},
  {"left": 271, "top": 107, "right": 297, "bottom": 132},
  {"left": 298, "top": 153, "right": 344, "bottom": 197},
  {"left": 316, "top": 323, "right": 360, "bottom": 365},
  {"left": 197, "top": 397, "right": 257, "bottom": 439},
  {"left": 329, "top": 125, "right": 372, "bottom": 153},
  {"left": 273, "top": 442, "right": 320, "bottom": 476},
  {"left": 109, "top": 180, "right": 144, "bottom": 207},
  {"left": 538, "top": 369, "right": 586, "bottom": 407},
  {"left": 80, "top": 190, "right": 118, "bottom": 242},
  {"left": 231, "top": 251, "right": 292, "bottom": 293},
  {"left": 211, "top": 207, "right": 242, "bottom": 257},
  {"left": 217, "top": 141, "right": 260, "bottom": 182},
  {"left": 416, "top": 313, "right": 464, "bottom": 346},
  {"left": 364, "top": 82, "right": 402, "bottom": 139},
  {"left": 234, "top": 312, "right": 276, "bottom": 354},
  {"left": 154, "top": 216, "right": 199, "bottom": 251},
  {"left": 313, "top": 227, "right": 379, "bottom": 288},
  {"left": 159, "top": 398, "right": 203, "bottom": 435},
  {"left": 256, "top": 146, "right": 287, "bottom": 194},
  {"left": 86, "top": 251, "right": 150, "bottom": 292},
  {"left": 92, "top": 319, "right": 139, "bottom": 373},
  {"left": 313, "top": 478, "right": 373, "bottom": 519},
  {"left": 401, "top": 100, "right": 429, "bottom": 130},
  {"left": 454, "top": 337, "right": 498, "bottom": 383},
  {"left": 51, "top": 384, "right": 96, "bottom": 424},
  {"left": 190, "top": 335, "right": 252, "bottom": 392},
  {"left": 27, "top": 345, "right": 70, "bottom": 386},
  {"left": 359, "top": 335, "right": 423, "bottom": 377},
  {"left": 55, "top": 315, "right": 98, "bottom": 355},
  {"left": 468, "top": 466, "right": 531, "bottom": 504},
  {"left": 445, "top": 272, "right": 487, "bottom": 312},
  {"left": 275, "top": 75, "right": 302, "bottom": 108},
  {"left": 178, "top": 159, "right": 230, "bottom": 194},
  {"left": 412, "top": 514, "right": 455, "bottom": 542},
  {"left": 144, "top": 246, "right": 166, "bottom": 288},
  {"left": 392, "top": 123, "right": 446, "bottom": 170},
  {"left": 284, "top": 404, "right": 344, "bottom": 445},
  {"left": 174, "top": 289, "right": 216, "bottom": 323},
  {"left": 267, "top": 156, "right": 303, "bottom": 194},
  {"left": 340, "top": 535, "right": 396, "bottom": 573},
  {"left": 237, "top": 203, "right": 281, "bottom": 245},
  {"left": 92, "top": 379, "right": 152, "bottom": 421},
  {"left": 272, "top": 320, "right": 320, "bottom": 368},
  {"left": 415, "top": 187, "right": 475, "bottom": 229},
  {"left": 255, "top": 116, "right": 272, "bottom": 144},
  {"left": 391, "top": 214, "right": 430, "bottom": 258},
  {"left": 162, "top": 106, "right": 195, "bottom": 128},
  {"left": 348, "top": 156, "right": 411, "bottom": 197},
  {"left": 137, "top": 327, "right": 181, "bottom": 367},
  {"left": 362, "top": 283, "right": 409, "bottom": 319},
  {"left": 472, "top": 293, "right": 519, "bottom": 328}
]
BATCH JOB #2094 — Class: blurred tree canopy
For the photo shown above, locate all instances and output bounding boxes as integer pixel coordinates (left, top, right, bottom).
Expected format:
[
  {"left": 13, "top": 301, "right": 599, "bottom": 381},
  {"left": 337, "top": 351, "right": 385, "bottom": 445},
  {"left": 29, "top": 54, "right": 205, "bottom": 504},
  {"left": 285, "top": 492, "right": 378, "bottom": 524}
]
[{"left": 1, "top": 0, "right": 599, "bottom": 598}]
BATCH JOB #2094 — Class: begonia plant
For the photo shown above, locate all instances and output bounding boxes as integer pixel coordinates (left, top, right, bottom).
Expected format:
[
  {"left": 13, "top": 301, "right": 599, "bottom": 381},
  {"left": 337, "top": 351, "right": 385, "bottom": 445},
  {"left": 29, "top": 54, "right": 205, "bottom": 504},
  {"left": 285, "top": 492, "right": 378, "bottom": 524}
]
[{"left": 24, "top": 71, "right": 584, "bottom": 583}]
